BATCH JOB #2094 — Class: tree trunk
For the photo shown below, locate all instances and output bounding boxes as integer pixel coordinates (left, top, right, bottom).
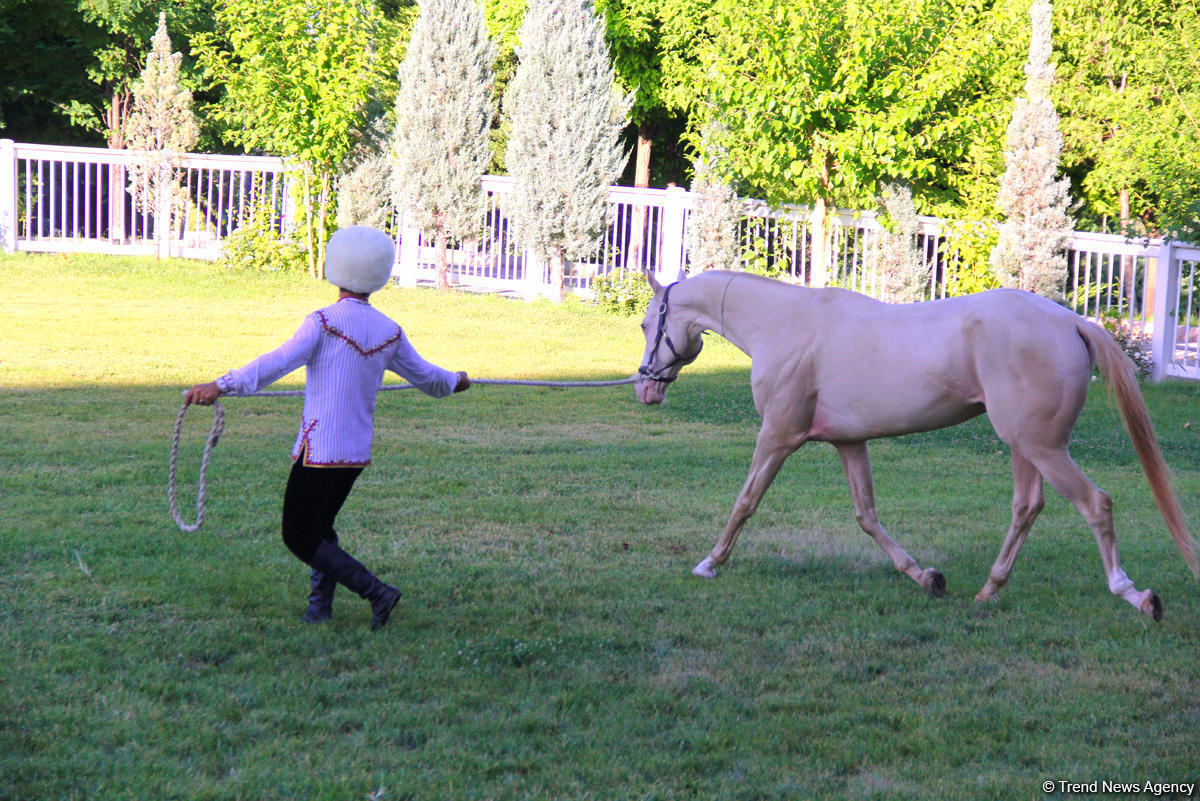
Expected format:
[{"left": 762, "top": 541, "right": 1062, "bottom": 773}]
[
  {"left": 105, "top": 89, "right": 127, "bottom": 149},
  {"left": 156, "top": 161, "right": 170, "bottom": 259},
  {"left": 107, "top": 89, "right": 128, "bottom": 245},
  {"left": 303, "top": 168, "right": 317, "bottom": 277},
  {"left": 436, "top": 228, "right": 450, "bottom": 291},
  {"left": 1120, "top": 187, "right": 1133, "bottom": 304},
  {"left": 624, "top": 124, "right": 653, "bottom": 276},
  {"left": 550, "top": 250, "right": 565, "bottom": 303},
  {"left": 635, "top": 124, "right": 652, "bottom": 189},
  {"left": 316, "top": 170, "right": 330, "bottom": 280},
  {"left": 809, "top": 196, "right": 829, "bottom": 287}
]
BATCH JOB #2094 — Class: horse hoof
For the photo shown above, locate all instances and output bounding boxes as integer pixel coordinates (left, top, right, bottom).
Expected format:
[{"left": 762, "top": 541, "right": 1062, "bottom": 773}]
[
  {"left": 925, "top": 569, "right": 946, "bottom": 598},
  {"left": 1141, "top": 592, "right": 1163, "bottom": 622},
  {"left": 692, "top": 558, "right": 718, "bottom": 579}
]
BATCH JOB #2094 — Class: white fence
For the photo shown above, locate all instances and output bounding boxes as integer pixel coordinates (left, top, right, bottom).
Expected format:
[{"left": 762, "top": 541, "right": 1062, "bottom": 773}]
[{"left": 2, "top": 139, "right": 1198, "bottom": 381}]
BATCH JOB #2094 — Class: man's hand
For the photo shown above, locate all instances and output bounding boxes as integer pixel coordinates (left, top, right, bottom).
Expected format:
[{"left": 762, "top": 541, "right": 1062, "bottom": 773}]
[
  {"left": 453, "top": 371, "right": 470, "bottom": 393},
  {"left": 184, "top": 381, "right": 221, "bottom": 406}
]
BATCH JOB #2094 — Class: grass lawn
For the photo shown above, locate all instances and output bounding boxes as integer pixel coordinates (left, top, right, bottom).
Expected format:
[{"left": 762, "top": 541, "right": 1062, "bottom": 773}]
[{"left": 2, "top": 252, "right": 1199, "bottom": 800}]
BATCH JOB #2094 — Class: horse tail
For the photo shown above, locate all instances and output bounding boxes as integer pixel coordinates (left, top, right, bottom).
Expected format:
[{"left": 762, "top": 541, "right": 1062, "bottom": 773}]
[{"left": 1078, "top": 321, "right": 1199, "bottom": 578}]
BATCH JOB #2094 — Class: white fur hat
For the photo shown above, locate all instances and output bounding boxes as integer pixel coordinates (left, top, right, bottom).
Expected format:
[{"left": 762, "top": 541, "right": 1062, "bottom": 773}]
[{"left": 323, "top": 226, "right": 395, "bottom": 294}]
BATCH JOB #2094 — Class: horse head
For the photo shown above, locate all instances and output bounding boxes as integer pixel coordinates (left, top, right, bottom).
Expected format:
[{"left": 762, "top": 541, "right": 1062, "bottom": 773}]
[{"left": 635, "top": 268, "right": 703, "bottom": 405}]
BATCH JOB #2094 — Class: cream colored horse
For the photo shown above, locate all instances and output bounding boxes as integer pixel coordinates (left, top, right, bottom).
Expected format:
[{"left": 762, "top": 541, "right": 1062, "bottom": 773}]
[{"left": 635, "top": 269, "right": 1197, "bottom": 620}]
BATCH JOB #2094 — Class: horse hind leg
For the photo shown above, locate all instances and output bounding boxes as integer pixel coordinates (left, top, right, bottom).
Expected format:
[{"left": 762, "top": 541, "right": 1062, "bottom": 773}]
[
  {"left": 836, "top": 442, "right": 945, "bottom": 597},
  {"left": 976, "top": 449, "right": 1045, "bottom": 603},
  {"left": 1028, "top": 446, "right": 1163, "bottom": 621}
]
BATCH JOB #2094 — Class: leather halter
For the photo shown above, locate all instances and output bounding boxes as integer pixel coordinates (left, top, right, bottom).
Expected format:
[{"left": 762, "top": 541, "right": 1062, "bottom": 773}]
[{"left": 637, "top": 282, "right": 703, "bottom": 383}]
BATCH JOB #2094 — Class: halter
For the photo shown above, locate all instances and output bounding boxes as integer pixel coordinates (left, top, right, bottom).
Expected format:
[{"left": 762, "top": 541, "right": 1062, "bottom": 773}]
[{"left": 638, "top": 282, "right": 703, "bottom": 383}]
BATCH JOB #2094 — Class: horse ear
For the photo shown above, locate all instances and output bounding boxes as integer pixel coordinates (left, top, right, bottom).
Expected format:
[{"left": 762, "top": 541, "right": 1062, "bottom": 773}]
[
  {"left": 675, "top": 266, "right": 688, "bottom": 284},
  {"left": 644, "top": 268, "right": 663, "bottom": 294}
]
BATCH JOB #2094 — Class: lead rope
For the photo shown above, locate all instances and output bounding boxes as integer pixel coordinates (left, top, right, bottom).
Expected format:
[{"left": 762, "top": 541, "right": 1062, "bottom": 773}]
[{"left": 168, "top": 375, "right": 638, "bottom": 531}]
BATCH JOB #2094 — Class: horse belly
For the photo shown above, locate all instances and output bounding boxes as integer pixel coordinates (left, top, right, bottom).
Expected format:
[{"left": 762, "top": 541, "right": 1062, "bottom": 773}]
[{"left": 809, "top": 391, "right": 984, "bottom": 442}]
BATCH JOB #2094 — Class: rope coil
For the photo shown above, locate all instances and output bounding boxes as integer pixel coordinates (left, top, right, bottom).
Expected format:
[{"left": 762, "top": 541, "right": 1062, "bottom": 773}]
[
  {"left": 168, "top": 399, "right": 225, "bottom": 532},
  {"left": 167, "top": 375, "right": 638, "bottom": 531}
]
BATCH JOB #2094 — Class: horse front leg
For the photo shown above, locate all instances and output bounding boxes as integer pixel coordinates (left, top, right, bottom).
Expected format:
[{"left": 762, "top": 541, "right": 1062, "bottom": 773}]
[
  {"left": 835, "top": 441, "right": 946, "bottom": 596},
  {"left": 693, "top": 425, "right": 800, "bottom": 578}
]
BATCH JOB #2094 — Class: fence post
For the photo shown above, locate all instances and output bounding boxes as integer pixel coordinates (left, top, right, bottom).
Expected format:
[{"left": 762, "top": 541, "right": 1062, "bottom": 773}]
[
  {"left": 524, "top": 249, "right": 544, "bottom": 300},
  {"left": 0, "top": 139, "right": 15, "bottom": 253},
  {"left": 1150, "top": 238, "right": 1178, "bottom": 382},
  {"left": 660, "top": 185, "right": 687, "bottom": 280},
  {"left": 394, "top": 213, "right": 419, "bottom": 288}
]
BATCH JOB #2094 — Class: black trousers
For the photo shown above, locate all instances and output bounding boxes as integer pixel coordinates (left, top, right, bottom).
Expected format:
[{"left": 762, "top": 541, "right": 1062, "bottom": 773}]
[{"left": 281, "top": 456, "right": 363, "bottom": 565}]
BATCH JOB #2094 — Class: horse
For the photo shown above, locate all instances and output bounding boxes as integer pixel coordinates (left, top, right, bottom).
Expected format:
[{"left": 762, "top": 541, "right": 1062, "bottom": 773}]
[{"left": 634, "top": 268, "right": 1198, "bottom": 620}]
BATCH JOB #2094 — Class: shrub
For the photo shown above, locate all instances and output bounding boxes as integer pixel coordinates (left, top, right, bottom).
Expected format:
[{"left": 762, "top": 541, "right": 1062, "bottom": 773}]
[
  {"left": 219, "top": 198, "right": 308, "bottom": 274},
  {"left": 1100, "top": 316, "right": 1154, "bottom": 380},
  {"left": 591, "top": 268, "right": 653, "bottom": 315}
]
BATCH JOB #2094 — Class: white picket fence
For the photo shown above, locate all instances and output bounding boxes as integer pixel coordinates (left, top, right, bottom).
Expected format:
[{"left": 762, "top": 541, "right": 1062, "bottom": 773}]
[{"left": 2, "top": 139, "right": 1198, "bottom": 381}]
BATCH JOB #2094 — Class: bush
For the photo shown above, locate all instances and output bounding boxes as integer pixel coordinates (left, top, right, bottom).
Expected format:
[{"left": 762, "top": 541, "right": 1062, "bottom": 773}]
[
  {"left": 591, "top": 268, "right": 653, "bottom": 315},
  {"left": 941, "top": 221, "right": 1001, "bottom": 296},
  {"left": 219, "top": 198, "right": 308, "bottom": 274},
  {"left": 1101, "top": 315, "right": 1154, "bottom": 380}
]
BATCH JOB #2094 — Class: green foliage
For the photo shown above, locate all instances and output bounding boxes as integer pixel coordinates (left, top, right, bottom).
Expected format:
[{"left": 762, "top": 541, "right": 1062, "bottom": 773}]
[
  {"left": 1056, "top": 0, "right": 1200, "bottom": 238},
  {"left": 78, "top": 0, "right": 214, "bottom": 145},
  {"left": 690, "top": 0, "right": 1026, "bottom": 214},
  {"left": 1101, "top": 316, "right": 1155, "bottom": 380},
  {"left": 194, "top": 0, "right": 385, "bottom": 276},
  {"left": 218, "top": 197, "right": 307, "bottom": 274},
  {"left": 941, "top": 220, "right": 1002, "bottom": 296},
  {"left": 590, "top": 267, "right": 653, "bottom": 314},
  {"left": 740, "top": 232, "right": 793, "bottom": 279}
]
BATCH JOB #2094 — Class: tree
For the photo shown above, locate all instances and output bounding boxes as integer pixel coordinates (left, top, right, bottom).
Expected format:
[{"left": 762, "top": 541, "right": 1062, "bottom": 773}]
[
  {"left": 75, "top": 0, "right": 212, "bottom": 148},
  {"left": 392, "top": 0, "right": 497, "bottom": 290},
  {"left": 504, "top": 0, "right": 632, "bottom": 301},
  {"left": 1134, "top": 5, "right": 1200, "bottom": 240},
  {"left": 337, "top": 110, "right": 394, "bottom": 232},
  {"left": 690, "top": 0, "right": 1025, "bottom": 283},
  {"left": 0, "top": 0, "right": 105, "bottom": 145},
  {"left": 875, "top": 184, "right": 928, "bottom": 302},
  {"left": 1055, "top": 0, "right": 1200, "bottom": 239},
  {"left": 990, "top": 0, "right": 1073, "bottom": 298},
  {"left": 683, "top": 126, "right": 743, "bottom": 273},
  {"left": 194, "top": 0, "right": 384, "bottom": 277},
  {"left": 124, "top": 12, "right": 199, "bottom": 258}
]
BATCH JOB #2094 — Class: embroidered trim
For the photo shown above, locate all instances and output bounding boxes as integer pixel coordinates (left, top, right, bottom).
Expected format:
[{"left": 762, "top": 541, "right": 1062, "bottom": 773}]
[
  {"left": 295, "top": 417, "right": 319, "bottom": 459},
  {"left": 315, "top": 310, "right": 403, "bottom": 357},
  {"left": 293, "top": 418, "right": 371, "bottom": 468},
  {"left": 295, "top": 439, "right": 370, "bottom": 469}
]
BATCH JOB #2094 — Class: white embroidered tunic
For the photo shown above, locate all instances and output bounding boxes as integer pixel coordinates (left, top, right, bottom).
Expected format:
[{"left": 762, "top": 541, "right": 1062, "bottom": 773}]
[{"left": 215, "top": 297, "right": 459, "bottom": 467}]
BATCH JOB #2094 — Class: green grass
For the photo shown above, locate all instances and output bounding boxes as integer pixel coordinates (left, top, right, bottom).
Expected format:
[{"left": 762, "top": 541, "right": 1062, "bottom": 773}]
[{"left": 3, "top": 252, "right": 1200, "bottom": 800}]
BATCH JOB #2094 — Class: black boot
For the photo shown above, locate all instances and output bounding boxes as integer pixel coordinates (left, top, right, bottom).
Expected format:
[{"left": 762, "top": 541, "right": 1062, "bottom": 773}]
[
  {"left": 301, "top": 567, "right": 336, "bottom": 624},
  {"left": 310, "top": 540, "right": 401, "bottom": 630}
]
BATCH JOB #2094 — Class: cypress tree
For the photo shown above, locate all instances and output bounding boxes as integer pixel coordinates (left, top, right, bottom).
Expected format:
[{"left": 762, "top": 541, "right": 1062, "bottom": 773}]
[
  {"left": 124, "top": 12, "right": 198, "bottom": 258},
  {"left": 684, "top": 129, "right": 743, "bottom": 274},
  {"left": 504, "top": 0, "right": 632, "bottom": 301},
  {"left": 392, "top": 0, "right": 497, "bottom": 290},
  {"left": 876, "top": 183, "right": 928, "bottom": 303},
  {"left": 990, "top": 0, "right": 1073, "bottom": 298}
]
